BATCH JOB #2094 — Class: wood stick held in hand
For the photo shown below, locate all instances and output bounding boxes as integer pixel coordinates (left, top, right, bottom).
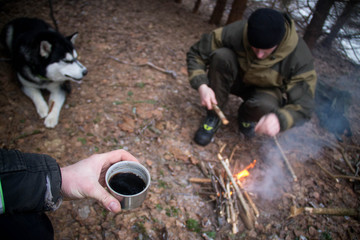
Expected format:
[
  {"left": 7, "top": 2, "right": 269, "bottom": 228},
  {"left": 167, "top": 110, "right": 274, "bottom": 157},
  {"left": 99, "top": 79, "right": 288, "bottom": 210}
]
[
  {"left": 212, "top": 104, "right": 229, "bottom": 125},
  {"left": 273, "top": 136, "right": 297, "bottom": 182}
]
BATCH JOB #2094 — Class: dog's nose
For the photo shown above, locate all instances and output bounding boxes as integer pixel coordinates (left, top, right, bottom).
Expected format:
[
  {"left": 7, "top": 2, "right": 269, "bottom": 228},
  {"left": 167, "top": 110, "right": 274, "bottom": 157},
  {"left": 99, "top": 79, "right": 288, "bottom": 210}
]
[{"left": 82, "top": 69, "right": 88, "bottom": 76}]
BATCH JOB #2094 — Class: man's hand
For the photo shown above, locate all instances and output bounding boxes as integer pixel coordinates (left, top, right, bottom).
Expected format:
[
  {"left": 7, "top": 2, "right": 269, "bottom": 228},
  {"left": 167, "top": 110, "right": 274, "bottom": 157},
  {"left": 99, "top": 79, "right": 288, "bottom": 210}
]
[
  {"left": 198, "top": 84, "right": 217, "bottom": 110},
  {"left": 60, "top": 150, "right": 138, "bottom": 213},
  {"left": 254, "top": 113, "right": 280, "bottom": 136}
]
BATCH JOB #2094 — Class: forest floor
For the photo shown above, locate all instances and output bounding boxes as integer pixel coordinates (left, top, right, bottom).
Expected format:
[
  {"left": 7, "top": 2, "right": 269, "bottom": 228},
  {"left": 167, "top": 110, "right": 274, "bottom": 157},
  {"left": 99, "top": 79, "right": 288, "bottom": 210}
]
[{"left": 1, "top": 0, "right": 360, "bottom": 239}]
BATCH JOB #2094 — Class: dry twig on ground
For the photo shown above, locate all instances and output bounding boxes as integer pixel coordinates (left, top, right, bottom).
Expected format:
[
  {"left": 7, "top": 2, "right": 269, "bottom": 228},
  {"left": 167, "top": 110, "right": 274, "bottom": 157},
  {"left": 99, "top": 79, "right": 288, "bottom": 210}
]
[{"left": 110, "top": 56, "right": 177, "bottom": 79}]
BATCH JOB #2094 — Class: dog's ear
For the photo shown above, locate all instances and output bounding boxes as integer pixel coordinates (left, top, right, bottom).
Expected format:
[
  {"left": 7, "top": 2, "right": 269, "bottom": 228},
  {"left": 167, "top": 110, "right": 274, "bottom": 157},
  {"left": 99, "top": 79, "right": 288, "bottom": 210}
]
[
  {"left": 40, "top": 41, "right": 52, "bottom": 58},
  {"left": 67, "top": 32, "right": 79, "bottom": 45}
]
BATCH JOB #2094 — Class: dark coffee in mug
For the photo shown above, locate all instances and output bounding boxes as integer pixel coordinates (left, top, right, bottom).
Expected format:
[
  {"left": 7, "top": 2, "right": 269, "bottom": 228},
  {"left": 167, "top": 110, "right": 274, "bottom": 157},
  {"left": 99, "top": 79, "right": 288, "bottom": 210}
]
[{"left": 109, "top": 172, "right": 146, "bottom": 195}]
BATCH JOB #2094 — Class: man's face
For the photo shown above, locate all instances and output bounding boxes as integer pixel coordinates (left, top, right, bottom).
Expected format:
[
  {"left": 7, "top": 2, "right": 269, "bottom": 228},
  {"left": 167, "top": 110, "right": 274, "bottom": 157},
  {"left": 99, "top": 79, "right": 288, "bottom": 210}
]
[{"left": 251, "top": 46, "right": 277, "bottom": 60}]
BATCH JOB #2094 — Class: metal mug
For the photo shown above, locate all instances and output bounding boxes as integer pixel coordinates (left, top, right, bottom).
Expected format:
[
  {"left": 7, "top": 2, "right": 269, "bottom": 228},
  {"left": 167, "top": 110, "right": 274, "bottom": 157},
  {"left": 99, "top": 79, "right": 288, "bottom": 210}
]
[{"left": 105, "top": 161, "right": 151, "bottom": 210}]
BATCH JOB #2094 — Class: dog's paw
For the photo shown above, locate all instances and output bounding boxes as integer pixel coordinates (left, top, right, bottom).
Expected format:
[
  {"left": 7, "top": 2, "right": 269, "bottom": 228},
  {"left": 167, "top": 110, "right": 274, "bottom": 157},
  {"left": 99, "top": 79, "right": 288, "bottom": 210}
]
[
  {"left": 37, "top": 103, "right": 49, "bottom": 118},
  {"left": 44, "top": 114, "right": 58, "bottom": 128}
]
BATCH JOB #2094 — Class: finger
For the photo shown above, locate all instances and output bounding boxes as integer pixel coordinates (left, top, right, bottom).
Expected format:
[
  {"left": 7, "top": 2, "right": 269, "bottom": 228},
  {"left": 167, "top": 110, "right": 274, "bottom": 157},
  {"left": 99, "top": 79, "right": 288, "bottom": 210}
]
[
  {"left": 254, "top": 117, "right": 265, "bottom": 132},
  {"left": 207, "top": 101, "right": 213, "bottom": 110},
  {"left": 210, "top": 94, "right": 217, "bottom": 106},
  {"left": 92, "top": 184, "right": 122, "bottom": 213},
  {"left": 202, "top": 97, "right": 212, "bottom": 110},
  {"left": 102, "top": 149, "right": 139, "bottom": 166}
]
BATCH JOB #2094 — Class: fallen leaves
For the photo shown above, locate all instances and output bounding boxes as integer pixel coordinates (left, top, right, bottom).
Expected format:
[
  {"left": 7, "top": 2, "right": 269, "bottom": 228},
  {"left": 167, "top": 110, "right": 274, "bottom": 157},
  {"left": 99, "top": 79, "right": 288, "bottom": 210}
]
[{"left": 118, "top": 115, "right": 136, "bottom": 133}]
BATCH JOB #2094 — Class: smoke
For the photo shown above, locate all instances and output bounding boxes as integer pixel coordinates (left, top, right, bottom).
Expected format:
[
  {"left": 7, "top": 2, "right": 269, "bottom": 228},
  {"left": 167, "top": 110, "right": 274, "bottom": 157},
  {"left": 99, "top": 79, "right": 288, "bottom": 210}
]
[
  {"left": 244, "top": 122, "right": 328, "bottom": 201},
  {"left": 315, "top": 78, "right": 353, "bottom": 142},
  {"left": 246, "top": 161, "right": 287, "bottom": 201}
]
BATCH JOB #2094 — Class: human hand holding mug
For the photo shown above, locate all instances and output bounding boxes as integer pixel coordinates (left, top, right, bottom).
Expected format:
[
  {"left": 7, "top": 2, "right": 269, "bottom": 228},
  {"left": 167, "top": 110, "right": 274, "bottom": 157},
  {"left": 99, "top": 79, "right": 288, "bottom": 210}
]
[{"left": 60, "top": 149, "right": 139, "bottom": 213}]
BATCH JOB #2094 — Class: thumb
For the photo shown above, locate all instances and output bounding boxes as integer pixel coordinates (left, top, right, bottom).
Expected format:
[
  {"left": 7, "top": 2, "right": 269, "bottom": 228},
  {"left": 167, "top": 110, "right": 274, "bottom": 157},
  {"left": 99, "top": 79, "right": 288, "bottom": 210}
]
[
  {"left": 92, "top": 185, "right": 121, "bottom": 213},
  {"left": 255, "top": 115, "right": 266, "bottom": 132}
]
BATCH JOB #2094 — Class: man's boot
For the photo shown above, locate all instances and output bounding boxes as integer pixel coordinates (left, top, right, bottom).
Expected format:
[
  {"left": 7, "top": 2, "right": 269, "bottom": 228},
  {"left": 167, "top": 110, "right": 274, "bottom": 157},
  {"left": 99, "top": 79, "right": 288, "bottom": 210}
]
[{"left": 194, "top": 112, "right": 221, "bottom": 146}]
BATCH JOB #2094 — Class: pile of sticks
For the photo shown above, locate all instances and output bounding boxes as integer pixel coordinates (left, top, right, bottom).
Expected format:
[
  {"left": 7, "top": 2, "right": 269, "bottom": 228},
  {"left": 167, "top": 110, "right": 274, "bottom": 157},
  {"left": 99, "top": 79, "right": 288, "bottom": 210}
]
[{"left": 190, "top": 144, "right": 258, "bottom": 232}]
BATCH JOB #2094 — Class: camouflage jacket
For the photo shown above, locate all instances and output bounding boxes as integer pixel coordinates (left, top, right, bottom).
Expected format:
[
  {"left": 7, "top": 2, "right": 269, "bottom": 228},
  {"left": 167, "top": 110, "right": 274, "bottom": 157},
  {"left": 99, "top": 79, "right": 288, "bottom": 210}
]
[{"left": 186, "top": 14, "right": 317, "bottom": 131}]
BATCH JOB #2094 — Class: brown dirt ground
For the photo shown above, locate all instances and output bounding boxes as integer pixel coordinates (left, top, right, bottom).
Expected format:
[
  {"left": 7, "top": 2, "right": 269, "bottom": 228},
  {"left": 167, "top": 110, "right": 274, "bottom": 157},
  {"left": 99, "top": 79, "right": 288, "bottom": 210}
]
[{"left": 1, "top": 0, "right": 360, "bottom": 239}]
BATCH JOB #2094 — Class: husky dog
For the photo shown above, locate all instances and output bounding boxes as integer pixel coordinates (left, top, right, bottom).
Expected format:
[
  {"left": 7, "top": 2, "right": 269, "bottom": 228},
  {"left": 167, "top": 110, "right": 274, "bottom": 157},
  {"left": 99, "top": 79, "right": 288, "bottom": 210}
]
[{"left": 1, "top": 18, "right": 87, "bottom": 128}]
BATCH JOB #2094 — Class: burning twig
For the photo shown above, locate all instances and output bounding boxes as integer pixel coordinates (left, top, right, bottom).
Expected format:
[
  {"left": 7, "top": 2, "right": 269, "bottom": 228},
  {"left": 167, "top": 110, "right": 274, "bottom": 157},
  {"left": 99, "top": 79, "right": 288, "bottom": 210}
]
[
  {"left": 207, "top": 163, "right": 226, "bottom": 222},
  {"left": 218, "top": 150, "right": 254, "bottom": 230},
  {"left": 237, "top": 180, "right": 260, "bottom": 218},
  {"left": 218, "top": 173, "right": 229, "bottom": 220},
  {"left": 225, "top": 181, "right": 231, "bottom": 223},
  {"left": 212, "top": 104, "right": 229, "bottom": 125},
  {"left": 110, "top": 56, "right": 177, "bottom": 79},
  {"left": 230, "top": 146, "right": 259, "bottom": 218},
  {"left": 223, "top": 157, "right": 239, "bottom": 234},
  {"left": 226, "top": 180, "right": 239, "bottom": 234},
  {"left": 273, "top": 136, "right": 297, "bottom": 182}
]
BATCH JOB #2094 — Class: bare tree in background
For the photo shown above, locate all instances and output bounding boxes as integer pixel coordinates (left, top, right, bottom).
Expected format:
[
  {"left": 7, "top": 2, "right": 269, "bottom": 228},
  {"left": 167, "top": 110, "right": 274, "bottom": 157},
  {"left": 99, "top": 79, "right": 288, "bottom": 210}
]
[
  {"left": 303, "top": 0, "right": 335, "bottom": 49},
  {"left": 321, "top": 0, "right": 359, "bottom": 48},
  {"left": 193, "top": 0, "right": 202, "bottom": 13},
  {"left": 209, "top": 0, "right": 227, "bottom": 25},
  {"left": 226, "top": 0, "right": 247, "bottom": 24},
  {"left": 188, "top": 0, "right": 359, "bottom": 62}
]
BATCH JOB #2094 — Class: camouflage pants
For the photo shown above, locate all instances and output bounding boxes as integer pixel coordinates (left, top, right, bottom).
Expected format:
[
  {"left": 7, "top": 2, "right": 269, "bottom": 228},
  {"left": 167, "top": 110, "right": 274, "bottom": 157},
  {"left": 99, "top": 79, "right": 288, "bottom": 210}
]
[{"left": 208, "top": 48, "right": 284, "bottom": 123}]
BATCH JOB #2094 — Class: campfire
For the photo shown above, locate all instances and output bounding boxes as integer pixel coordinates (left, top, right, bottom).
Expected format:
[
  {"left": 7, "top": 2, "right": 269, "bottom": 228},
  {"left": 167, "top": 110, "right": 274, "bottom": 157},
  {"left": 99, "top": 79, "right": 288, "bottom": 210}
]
[
  {"left": 189, "top": 133, "right": 303, "bottom": 232},
  {"left": 190, "top": 144, "right": 259, "bottom": 232},
  {"left": 190, "top": 141, "right": 360, "bottom": 233}
]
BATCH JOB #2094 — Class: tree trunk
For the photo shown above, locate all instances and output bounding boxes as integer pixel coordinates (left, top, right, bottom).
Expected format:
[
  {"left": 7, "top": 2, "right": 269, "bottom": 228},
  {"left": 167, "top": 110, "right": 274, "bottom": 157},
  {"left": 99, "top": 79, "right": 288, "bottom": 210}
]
[
  {"left": 321, "top": 0, "right": 358, "bottom": 48},
  {"left": 303, "top": 0, "right": 335, "bottom": 49},
  {"left": 226, "top": 0, "right": 247, "bottom": 24},
  {"left": 193, "top": 0, "right": 202, "bottom": 13},
  {"left": 209, "top": 0, "right": 227, "bottom": 25}
]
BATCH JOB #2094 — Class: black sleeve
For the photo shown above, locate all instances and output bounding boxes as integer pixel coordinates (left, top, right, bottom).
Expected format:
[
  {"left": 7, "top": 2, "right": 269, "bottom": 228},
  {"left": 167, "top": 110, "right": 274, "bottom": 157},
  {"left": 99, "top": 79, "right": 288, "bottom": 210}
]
[{"left": 0, "top": 149, "right": 62, "bottom": 214}]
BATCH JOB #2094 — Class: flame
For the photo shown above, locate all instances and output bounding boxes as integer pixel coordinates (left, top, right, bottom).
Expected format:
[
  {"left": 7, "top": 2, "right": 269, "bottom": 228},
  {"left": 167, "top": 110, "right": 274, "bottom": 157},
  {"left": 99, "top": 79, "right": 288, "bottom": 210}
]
[
  {"left": 217, "top": 191, "right": 233, "bottom": 197},
  {"left": 235, "top": 159, "right": 256, "bottom": 181},
  {"left": 236, "top": 169, "right": 250, "bottom": 179}
]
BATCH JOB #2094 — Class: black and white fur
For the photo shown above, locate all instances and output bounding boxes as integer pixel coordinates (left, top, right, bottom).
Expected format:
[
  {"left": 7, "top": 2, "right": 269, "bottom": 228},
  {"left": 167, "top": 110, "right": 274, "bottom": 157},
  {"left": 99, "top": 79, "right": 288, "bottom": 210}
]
[{"left": 1, "top": 17, "right": 87, "bottom": 128}]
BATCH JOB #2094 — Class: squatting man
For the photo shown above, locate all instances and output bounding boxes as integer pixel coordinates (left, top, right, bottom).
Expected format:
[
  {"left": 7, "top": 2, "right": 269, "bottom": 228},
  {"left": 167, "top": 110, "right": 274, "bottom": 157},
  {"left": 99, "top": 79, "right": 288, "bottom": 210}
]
[{"left": 186, "top": 8, "right": 317, "bottom": 146}]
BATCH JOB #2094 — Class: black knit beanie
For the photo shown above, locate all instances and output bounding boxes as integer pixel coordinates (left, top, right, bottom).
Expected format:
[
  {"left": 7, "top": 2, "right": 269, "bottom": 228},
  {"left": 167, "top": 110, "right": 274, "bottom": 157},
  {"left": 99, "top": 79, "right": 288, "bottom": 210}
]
[{"left": 247, "top": 8, "right": 286, "bottom": 49}]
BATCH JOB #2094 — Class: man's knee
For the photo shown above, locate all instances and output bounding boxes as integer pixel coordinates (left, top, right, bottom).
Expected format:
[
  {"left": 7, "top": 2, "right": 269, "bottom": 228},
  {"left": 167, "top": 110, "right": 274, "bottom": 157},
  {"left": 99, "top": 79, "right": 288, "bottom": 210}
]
[
  {"left": 210, "top": 48, "right": 238, "bottom": 67},
  {"left": 239, "top": 90, "right": 282, "bottom": 121}
]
